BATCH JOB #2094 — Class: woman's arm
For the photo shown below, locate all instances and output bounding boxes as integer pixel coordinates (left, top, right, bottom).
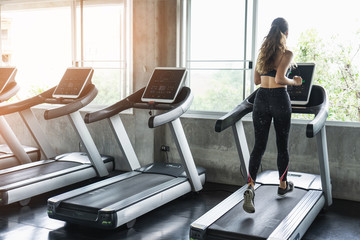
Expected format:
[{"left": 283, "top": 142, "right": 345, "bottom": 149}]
[{"left": 275, "top": 51, "right": 302, "bottom": 86}]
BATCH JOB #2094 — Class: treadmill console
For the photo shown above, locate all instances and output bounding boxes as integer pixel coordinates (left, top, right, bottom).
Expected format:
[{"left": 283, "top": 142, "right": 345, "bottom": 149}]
[
  {"left": 53, "top": 67, "right": 94, "bottom": 98},
  {"left": 287, "top": 63, "right": 316, "bottom": 105},
  {"left": 0, "top": 67, "right": 17, "bottom": 93},
  {"left": 141, "top": 67, "right": 187, "bottom": 103}
]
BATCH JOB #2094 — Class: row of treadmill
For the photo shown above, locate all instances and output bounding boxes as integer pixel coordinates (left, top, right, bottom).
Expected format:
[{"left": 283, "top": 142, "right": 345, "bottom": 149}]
[{"left": 0, "top": 66, "right": 331, "bottom": 240}]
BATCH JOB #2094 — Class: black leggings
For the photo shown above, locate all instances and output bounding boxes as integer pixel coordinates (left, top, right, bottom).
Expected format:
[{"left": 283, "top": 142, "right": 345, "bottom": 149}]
[{"left": 248, "top": 87, "right": 292, "bottom": 183}]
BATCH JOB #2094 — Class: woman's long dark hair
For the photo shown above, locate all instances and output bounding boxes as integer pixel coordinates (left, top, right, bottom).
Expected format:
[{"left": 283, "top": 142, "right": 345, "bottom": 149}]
[{"left": 256, "top": 17, "right": 289, "bottom": 74}]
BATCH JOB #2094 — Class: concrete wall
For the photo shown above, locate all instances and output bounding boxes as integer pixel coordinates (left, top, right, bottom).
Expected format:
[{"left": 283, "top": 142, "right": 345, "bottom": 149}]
[
  {"left": 1, "top": 0, "right": 359, "bottom": 202},
  {"left": 162, "top": 118, "right": 360, "bottom": 202},
  {"left": 132, "top": 0, "right": 177, "bottom": 165}
]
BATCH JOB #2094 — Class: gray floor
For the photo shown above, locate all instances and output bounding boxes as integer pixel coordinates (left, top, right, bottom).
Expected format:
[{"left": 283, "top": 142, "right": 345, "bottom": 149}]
[{"left": 0, "top": 182, "right": 359, "bottom": 240}]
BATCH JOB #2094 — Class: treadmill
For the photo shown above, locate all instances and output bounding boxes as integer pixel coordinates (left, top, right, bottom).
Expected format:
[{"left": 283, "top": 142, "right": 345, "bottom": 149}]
[
  {"left": 0, "top": 67, "right": 40, "bottom": 169},
  {"left": 0, "top": 67, "right": 113, "bottom": 206},
  {"left": 190, "top": 85, "right": 332, "bottom": 240},
  {"left": 47, "top": 67, "right": 205, "bottom": 229}
]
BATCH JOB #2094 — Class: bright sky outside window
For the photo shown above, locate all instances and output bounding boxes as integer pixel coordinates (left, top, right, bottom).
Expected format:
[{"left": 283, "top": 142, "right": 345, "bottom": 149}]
[{"left": 0, "top": 0, "right": 132, "bottom": 106}]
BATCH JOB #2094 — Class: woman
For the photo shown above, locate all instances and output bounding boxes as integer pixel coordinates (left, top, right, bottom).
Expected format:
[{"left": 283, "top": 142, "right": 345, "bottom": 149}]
[{"left": 243, "top": 17, "right": 303, "bottom": 214}]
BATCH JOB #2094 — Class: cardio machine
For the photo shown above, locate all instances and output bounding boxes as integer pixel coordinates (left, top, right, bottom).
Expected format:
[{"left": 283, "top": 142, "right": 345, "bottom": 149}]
[
  {"left": 47, "top": 67, "right": 205, "bottom": 229},
  {"left": 0, "top": 67, "right": 113, "bottom": 206},
  {"left": 0, "top": 67, "right": 40, "bottom": 169},
  {"left": 190, "top": 84, "right": 331, "bottom": 240}
]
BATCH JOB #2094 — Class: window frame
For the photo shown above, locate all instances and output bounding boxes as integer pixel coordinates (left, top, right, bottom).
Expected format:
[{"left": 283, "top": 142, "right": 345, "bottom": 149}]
[{"left": 177, "top": 0, "right": 258, "bottom": 116}]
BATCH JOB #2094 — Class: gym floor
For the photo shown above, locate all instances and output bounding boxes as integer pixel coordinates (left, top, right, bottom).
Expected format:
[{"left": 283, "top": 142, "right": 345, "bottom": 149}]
[{"left": 0, "top": 182, "right": 359, "bottom": 240}]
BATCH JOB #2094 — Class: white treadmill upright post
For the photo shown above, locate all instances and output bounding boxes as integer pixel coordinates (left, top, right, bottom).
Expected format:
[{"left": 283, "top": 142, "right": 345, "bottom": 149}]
[
  {"left": 19, "top": 108, "right": 56, "bottom": 159},
  {"left": 169, "top": 118, "right": 202, "bottom": 192},
  {"left": 68, "top": 111, "right": 109, "bottom": 177},
  {"left": 0, "top": 116, "right": 32, "bottom": 164}
]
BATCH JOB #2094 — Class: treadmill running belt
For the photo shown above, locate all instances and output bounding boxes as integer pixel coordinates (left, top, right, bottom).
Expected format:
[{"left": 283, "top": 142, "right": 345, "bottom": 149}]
[
  {"left": 60, "top": 173, "right": 175, "bottom": 211},
  {"left": 207, "top": 185, "right": 307, "bottom": 240},
  {"left": 0, "top": 161, "right": 82, "bottom": 187}
]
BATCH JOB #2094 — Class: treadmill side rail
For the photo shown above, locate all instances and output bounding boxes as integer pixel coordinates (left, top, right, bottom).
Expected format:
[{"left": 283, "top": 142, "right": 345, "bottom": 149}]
[
  {"left": 269, "top": 190, "right": 324, "bottom": 240},
  {"left": 112, "top": 174, "right": 205, "bottom": 229},
  {"left": 3, "top": 161, "right": 113, "bottom": 205},
  {"left": 48, "top": 172, "right": 206, "bottom": 229}
]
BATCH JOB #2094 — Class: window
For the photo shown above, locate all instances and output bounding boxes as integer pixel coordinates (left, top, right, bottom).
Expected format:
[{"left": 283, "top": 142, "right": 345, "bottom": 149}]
[
  {"left": 76, "top": 0, "right": 132, "bottom": 105},
  {"left": 0, "top": 0, "right": 132, "bottom": 105},
  {"left": 179, "top": 0, "right": 256, "bottom": 112},
  {"left": 181, "top": 0, "right": 360, "bottom": 122},
  {"left": 1, "top": 2, "right": 72, "bottom": 97},
  {"left": 257, "top": 0, "right": 360, "bottom": 122}
]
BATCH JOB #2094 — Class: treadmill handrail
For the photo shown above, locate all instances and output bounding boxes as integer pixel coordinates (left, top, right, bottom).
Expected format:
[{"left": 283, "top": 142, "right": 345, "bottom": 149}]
[
  {"left": 0, "top": 88, "right": 50, "bottom": 116},
  {"left": 44, "top": 84, "right": 98, "bottom": 120},
  {"left": 0, "top": 84, "right": 98, "bottom": 120},
  {"left": 292, "top": 85, "right": 329, "bottom": 138},
  {"left": 84, "top": 87, "right": 144, "bottom": 124},
  {"left": 148, "top": 87, "right": 193, "bottom": 128},
  {"left": 84, "top": 87, "right": 193, "bottom": 128},
  {"left": 215, "top": 90, "right": 256, "bottom": 133},
  {"left": 215, "top": 85, "right": 328, "bottom": 138},
  {"left": 0, "top": 82, "right": 20, "bottom": 103}
]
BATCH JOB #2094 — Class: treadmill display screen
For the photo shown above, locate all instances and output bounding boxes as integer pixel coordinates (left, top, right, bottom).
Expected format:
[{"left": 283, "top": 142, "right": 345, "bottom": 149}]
[
  {"left": 141, "top": 68, "right": 187, "bottom": 103},
  {"left": 0, "top": 67, "right": 17, "bottom": 93},
  {"left": 287, "top": 63, "right": 315, "bottom": 105},
  {"left": 53, "top": 68, "right": 93, "bottom": 98}
]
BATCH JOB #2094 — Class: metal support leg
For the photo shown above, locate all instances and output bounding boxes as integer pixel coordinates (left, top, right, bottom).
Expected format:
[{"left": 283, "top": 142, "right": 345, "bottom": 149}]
[
  {"left": 232, "top": 120, "right": 250, "bottom": 182},
  {"left": 108, "top": 115, "right": 140, "bottom": 170},
  {"left": 68, "top": 112, "right": 108, "bottom": 177},
  {"left": 20, "top": 109, "right": 56, "bottom": 159},
  {"left": 316, "top": 126, "right": 332, "bottom": 207},
  {"left": 0, "top": 116, "right": 32, "bottom": 164},
  {"left": 169, "top": 118, "right": 202, "bottom": 192}
]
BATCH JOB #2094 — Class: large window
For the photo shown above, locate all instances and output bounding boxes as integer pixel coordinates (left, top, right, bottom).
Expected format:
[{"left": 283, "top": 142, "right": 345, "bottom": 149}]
[
  {"left": 0, "top": 2, "right": 71, "bottom": 97},
  {"left": 0, "top": 0, "right": 132, "bottom": 105},
  {"left": 182, "top": 0, "right": 360, "bottom": 122},
  {"left": 180, "top": 0, "right": 256, "bottom": 112}
]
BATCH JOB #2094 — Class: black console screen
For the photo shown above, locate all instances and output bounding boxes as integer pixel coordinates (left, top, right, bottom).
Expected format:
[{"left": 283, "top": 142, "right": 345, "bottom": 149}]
[
  {"left": 287, "top": 63, "right": 315, "bottom": 103},
  {"left": 53, "top": 68, "right": 92, "bottom": 97},
  {"left": 142, "top": 68, "right": 187, "bottom": 102}
]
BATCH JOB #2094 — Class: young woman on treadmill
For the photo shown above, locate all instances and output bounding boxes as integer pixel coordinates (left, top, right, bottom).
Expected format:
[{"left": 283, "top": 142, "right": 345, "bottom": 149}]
[{"left": 243, "top": 17, "right": 303, "bottom": 213}]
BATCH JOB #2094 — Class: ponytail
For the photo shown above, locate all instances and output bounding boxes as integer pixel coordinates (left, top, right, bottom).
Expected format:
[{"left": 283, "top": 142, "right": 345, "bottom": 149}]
[{"left": 256, "top": 18, "right": 288, "bottom": 74}]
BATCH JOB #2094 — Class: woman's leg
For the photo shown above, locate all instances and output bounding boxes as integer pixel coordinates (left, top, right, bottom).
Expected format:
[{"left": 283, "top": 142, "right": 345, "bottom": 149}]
[
  {"left": 271, "top": 92, "right": 292, "bottom": 186},
  {"left": 244, "top": 89, "right": 272, "bottom": 213},
  {"left": 248, "top": 92, "right": 272, "bottom": 184}
]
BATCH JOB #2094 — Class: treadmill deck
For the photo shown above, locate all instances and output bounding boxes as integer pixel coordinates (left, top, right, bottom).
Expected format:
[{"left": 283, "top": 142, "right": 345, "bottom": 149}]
[
  {"left": 207, "top": 185, "right": 308, "bottom": 239},
  {"left": 59, "top": 173, "right": 176, "bottom": 211}
]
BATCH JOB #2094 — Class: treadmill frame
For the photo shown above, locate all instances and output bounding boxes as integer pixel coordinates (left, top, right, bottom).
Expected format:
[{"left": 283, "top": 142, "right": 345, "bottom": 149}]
[
  {"left": 0, "top": 81, "right": 40, "bottom": 167},
  {"left": 48, "top": 87, "right": 205, "bottom": 229},
  {"left": 48, "top": 114, "right": 205, "bottom": 229},
  {"left": 190, "top": 85, "right": 332, "bottom": 240},
  {"left": 0, "top": 83, "right": 112, "bottom": 205}
]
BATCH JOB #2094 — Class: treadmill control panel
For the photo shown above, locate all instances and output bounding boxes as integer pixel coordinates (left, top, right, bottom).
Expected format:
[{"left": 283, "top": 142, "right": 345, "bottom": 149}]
[
  {"left": 53, "top": 67, "right": 94, "bottom": 98},
  {"left": 141, "top": 67, "right": 187, "bottom": 103},
  {"left": 287, "top": 63, "right": 315, "bottom": 105}
]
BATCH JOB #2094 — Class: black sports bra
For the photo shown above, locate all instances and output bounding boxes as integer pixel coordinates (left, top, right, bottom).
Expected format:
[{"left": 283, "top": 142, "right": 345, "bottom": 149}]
[
  {"left": 261, "top": 69, "right": 277, "bottom": 77},
  {"left": 260, "top": 68, "right": 291, "bottom": 78}
]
